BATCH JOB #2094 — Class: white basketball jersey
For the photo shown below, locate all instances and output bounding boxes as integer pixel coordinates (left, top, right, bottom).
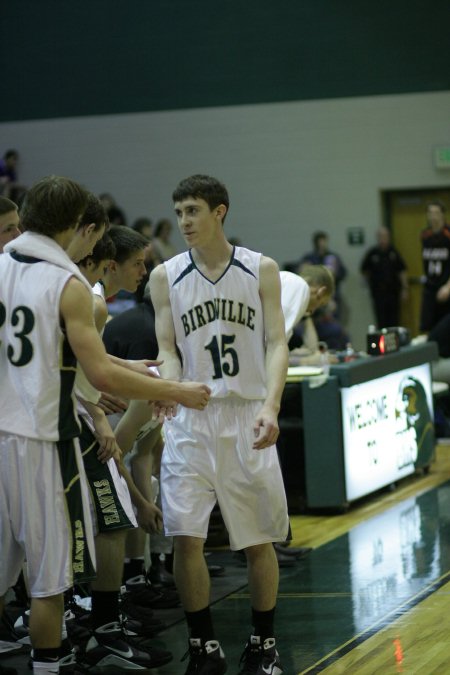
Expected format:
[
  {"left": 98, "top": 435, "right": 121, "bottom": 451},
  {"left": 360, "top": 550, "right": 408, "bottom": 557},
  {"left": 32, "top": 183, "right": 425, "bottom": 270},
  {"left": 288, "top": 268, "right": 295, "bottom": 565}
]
[
  {"left": 0, "top": 252, "right": 80, "bottom": 441},
  {"left": 165, "top": 246, "right": 267, "bottom": 399}
]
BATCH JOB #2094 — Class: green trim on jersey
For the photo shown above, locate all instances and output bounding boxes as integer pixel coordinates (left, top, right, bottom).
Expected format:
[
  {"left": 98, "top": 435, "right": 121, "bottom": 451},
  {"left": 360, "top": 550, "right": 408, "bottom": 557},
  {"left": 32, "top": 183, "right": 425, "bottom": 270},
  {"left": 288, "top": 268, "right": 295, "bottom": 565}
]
[
  {"left": 57, "top": 439, "right": 96, "bottom": 584},
  {"left": 58, "top": 334, "right": 80, "bottom": 440}
]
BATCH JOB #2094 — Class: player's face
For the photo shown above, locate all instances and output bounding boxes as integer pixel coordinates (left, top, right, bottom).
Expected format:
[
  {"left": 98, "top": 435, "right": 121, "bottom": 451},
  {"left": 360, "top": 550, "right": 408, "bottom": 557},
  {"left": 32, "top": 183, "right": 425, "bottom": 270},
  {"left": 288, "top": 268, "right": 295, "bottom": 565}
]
[
  {"left": 174, "top": 198, "right": 221, "bottom": 248},
  {"left": 308, "top": 287, "right": 331, "bottom": 314},
  {"left": 71, "top": 223, "right": 106, "bottom": 263},
  {"left": 82, "top": 258, "right": 111, "bottom": 287},
  {"left": 115, "top": 249, "right": 147, "bottom": 292},
  {"left": 427, "top": 205, "right": 445, "bottom": 232},
  {"left": 0, "top": 209, "right": 20, "bottom": 253}
]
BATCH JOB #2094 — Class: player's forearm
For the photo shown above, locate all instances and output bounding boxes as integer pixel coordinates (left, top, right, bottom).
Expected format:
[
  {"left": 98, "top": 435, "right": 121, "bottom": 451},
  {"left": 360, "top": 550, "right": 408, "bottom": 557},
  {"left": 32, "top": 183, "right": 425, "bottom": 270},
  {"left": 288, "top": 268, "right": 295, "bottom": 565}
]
[
  {"left": 93, "top": 361, "right": 184, "bottom": 402},
  {"left": 156, "top": 347, "right": 182, "bottom": 381},
  {"left": 119, "top": 460, "right": 147, "bottom": 510},
  {"left": 130, "top": 453, "right": 153, "bottom": 502},
  {"left": 264, "top": 340, "right": 289, "bottom": 413},
  {"left": 302, "top": 315, "right": 319, "bottom": 352}
]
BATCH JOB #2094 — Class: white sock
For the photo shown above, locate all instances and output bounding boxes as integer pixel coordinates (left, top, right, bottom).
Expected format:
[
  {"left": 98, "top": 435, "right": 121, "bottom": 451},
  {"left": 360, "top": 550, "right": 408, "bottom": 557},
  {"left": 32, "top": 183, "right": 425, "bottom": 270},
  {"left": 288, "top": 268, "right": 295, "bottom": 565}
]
[{"left": 32, "top": 661, "right": 59, "bottom": 674}]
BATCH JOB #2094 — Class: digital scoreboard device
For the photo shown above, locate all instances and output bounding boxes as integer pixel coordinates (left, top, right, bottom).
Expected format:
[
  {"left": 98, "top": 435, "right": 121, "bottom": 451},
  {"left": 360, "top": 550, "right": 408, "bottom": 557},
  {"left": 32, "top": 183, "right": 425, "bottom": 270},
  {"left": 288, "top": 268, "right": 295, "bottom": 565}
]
[{"left": 367, "top": 328, "right": 400, "bottom": 355}]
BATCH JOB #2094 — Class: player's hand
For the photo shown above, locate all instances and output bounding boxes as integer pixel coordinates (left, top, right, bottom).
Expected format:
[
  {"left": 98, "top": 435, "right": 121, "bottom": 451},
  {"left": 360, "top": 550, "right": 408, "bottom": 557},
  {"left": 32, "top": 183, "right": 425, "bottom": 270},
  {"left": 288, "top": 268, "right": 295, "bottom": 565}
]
[
  {"left": 125, "top": 359, "right": 163, "bottom": 377},
  {"left": 96, "top": 430, "right": 115, "bottom": 462},
  {"left": 252, "top": 406, "right": 280, "bottom": 450},
  {"left": 97, "top": 392, "right": 128, "bottom": 415},
  {"left": 152, "top": 400, "right": 178, "bottom": 422},
  {"left": 176, "top": 382, "right": 211, "bottom": 410},
  {"left": 437, "top": 285, "right": 450, "bottom": 303},
  {"left": 136, "top": 500, "right": 164, "bottom": 534},
  {"left": 97, "top": 436, "right": 122, "bottom": 463}
]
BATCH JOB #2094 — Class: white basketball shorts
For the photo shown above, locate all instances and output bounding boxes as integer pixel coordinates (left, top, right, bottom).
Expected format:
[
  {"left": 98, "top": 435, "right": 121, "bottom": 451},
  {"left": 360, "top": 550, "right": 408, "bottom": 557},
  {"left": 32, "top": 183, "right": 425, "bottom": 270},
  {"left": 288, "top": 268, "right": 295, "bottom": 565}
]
[{"left": 161, "top": 397, "right": 289, "bottom": 550}]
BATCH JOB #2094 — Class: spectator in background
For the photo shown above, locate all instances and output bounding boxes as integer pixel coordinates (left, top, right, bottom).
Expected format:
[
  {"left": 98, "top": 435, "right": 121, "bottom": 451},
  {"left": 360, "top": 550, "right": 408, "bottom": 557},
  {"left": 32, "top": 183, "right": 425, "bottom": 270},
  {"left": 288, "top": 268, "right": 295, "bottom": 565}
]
[
  {"left": 0, "top": 150, "right": 18, "bottom": 185},
  {"left": 298, "top": 231, "right": 347, "bottom": 320},
  {"left": 360, "top": 226, "right": 408, "bottom": 328},
  {"left": 0, "top": 196, "right": 20, "bottom": 252},
  {"left": 99, "top": 192, "right": 127, "bottom": 226},
  {"left": 420, "top": 200, "right": 450, "bottom": 333},
  {"left": 152, "top": 218, "right": 176, "bottom": 261},
  {"left": 132, "top": 217, "right": 153, "bottom": 240},
  {"left": 0, "top": 150, "right": 26, "bottom": 203}
]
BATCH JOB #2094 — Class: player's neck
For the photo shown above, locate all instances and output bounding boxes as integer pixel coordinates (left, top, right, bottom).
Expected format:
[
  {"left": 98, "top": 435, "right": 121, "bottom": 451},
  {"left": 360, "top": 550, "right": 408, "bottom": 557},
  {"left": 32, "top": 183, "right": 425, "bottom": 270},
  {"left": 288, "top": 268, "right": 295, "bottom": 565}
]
[{"left": 191, "top": 238, "right": 233, "bottom": 267}]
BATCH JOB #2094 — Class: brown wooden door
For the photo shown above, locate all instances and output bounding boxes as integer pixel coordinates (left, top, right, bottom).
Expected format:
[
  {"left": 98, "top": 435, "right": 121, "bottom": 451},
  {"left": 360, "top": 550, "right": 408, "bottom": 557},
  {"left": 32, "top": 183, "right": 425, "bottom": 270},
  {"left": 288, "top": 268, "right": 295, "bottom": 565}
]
[{"left": 384, "top": 187, "right": 450, "bottom": 337}]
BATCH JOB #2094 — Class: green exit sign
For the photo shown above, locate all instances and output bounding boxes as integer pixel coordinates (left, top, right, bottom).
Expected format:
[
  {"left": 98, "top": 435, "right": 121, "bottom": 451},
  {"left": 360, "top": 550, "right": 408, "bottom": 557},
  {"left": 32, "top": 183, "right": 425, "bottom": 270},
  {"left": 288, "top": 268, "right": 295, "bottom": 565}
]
[{"left": 434, "top": 146, "right": 450, "bottom": 169}]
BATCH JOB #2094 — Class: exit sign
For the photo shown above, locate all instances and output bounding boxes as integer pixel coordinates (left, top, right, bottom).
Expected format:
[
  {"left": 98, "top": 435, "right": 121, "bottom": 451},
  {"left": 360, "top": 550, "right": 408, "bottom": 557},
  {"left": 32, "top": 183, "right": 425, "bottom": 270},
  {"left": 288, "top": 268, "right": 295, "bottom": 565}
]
[{"left": 434, "top": 146, "right": 450, "bottom": 169}]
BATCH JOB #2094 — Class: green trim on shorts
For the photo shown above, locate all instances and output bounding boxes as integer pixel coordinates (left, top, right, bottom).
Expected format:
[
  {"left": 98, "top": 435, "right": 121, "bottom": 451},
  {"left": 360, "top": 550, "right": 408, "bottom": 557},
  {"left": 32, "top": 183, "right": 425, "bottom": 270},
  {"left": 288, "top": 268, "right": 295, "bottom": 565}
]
[
  {"left": 56, "top": 438, "right": 96, "bottom": 584},
  {"left": 79, "top": 417, "right": 135, "bottom": 533}
]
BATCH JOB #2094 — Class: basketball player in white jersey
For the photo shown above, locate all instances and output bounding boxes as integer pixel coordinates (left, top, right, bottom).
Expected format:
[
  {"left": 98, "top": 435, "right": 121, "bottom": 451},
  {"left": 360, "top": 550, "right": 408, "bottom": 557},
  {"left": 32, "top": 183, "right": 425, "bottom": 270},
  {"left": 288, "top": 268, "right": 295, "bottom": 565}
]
[
  {"left": 0, "top": 175, "right": 211, "bottom": 675},
  {"left": 150, "top": 175, "right": 289, "bottom": 675},
  {"left": 75, "top": 217, "right": 174, "bottom": 670}
]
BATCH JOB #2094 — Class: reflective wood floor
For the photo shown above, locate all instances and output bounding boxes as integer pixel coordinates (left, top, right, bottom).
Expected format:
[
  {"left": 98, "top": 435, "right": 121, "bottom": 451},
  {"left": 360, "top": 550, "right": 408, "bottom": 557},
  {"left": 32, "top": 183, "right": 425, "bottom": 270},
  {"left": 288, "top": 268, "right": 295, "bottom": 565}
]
[{"left": 4, "top": 445, "right": 450, "bottom": 674}]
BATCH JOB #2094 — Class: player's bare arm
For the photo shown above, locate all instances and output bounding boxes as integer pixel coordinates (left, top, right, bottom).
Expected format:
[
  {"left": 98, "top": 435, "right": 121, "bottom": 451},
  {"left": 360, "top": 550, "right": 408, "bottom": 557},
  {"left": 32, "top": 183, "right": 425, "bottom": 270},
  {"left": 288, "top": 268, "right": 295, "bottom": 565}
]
[
  {"left": 253, "top": 256, "right": 289, "bottom": 450},
  {"left": 150, "top": 264, "right": 184, "bottom": 418},
  {"left": 60, "top": 277, "right": 211, "bottom": 409},
  {"left": 117, "top": 459, "right": 163, "bottom": 534}
]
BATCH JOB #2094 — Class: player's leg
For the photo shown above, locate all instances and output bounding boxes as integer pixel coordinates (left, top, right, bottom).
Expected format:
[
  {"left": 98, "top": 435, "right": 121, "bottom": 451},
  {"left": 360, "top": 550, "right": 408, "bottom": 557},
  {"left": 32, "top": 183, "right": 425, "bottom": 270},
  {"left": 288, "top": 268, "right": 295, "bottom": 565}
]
[
  {"left": 174, "top": 536, "right": 226, "bottom": 674},
  {"left": 29, "top": 594, "right": 64, "bottom": 648},
  {"left": 216, "top": 399, "right": 287, "bottom": 674},
  {"left": 173, "top": 535, "right": 210, "bottom": 611},
  {"left": 162, "top": 404, "right": 226, "bottom": 674}
]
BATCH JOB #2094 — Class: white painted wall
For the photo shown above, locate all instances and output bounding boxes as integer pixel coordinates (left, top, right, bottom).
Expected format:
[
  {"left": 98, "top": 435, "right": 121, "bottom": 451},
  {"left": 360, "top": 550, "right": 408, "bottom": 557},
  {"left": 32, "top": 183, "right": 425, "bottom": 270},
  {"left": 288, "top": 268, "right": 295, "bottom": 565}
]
[{"left": 1, "top": 91, "right": 449, "bottom": 348}]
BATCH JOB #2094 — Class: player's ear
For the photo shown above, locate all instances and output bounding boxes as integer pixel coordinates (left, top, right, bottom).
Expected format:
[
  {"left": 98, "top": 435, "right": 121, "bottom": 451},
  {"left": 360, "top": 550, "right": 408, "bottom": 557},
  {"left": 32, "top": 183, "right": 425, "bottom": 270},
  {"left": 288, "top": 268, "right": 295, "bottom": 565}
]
[
  {"left": 215, "top": 204, "right": 227, "bottom": 222},
  {"left": 108, "top": 260, "right": 118, "bottom": 273},
  {"left": 83, "top": 222, "right": 96, "bottom": 237}
]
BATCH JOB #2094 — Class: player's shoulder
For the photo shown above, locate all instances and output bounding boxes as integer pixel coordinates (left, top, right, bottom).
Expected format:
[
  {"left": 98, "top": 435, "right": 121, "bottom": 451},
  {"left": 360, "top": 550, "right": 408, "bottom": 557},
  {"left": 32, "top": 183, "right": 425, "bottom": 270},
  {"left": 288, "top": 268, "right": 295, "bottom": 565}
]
[
  {"left": 61, "top": 275, "right": 92, "bottom": 306},
  {"left": 150, "top": 261, "right": 168, "bottom": 282},
  {"left": 260, "top": 254, "right": 280, "bottom": 274}
]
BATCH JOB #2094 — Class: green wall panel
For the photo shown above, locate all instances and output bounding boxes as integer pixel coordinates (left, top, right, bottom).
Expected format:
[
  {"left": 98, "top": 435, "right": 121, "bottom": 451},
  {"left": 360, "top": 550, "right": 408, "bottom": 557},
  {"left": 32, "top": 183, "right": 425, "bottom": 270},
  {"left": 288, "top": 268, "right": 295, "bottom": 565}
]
[{"left": 1, "top": 0, "right": 449, "bottom": 122}]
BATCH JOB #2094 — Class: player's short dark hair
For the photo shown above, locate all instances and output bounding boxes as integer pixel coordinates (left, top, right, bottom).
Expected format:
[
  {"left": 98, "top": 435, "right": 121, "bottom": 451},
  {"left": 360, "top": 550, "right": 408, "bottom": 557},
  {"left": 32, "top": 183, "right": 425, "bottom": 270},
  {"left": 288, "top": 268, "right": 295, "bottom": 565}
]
[
  {"left": 172, "top": 175, "right": 229, "bottom": 221},
  {"left": 78, "top": 233, "right": 116, "bottom": 268},
  {"left": 0, "top": 196, "right": 18, "bottom": 216},
  {"left": 108, "top": 225, "right": 148, "bottom": 263},
  {"left": 81, "top": 193, "right": 110, "bottom": 232},
  {"left": 427, "top": 199, "right": 447, "bottom": 214},
  {"left": 20, "top": 175, "right": 89, "bottom": 236},
  {"left": 300, "top": 264, "right": 335, "bottom": 296}
]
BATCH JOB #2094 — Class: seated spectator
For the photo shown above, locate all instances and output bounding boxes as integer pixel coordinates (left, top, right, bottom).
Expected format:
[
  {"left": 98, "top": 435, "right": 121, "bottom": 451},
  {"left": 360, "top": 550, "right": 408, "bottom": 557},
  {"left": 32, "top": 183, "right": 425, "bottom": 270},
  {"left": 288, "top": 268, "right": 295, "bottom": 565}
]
[
  {"left": 152, "top": 218, "right": 176, "bottom": 261},
  {"left": 0, "top": 149, "right": 26, "bottom": 202},
  {"left": 99, "top": 192, "right": 127, "bottom": 225},
  {"left": 132, "top": 217, "right": 153, "bottom": 240}
]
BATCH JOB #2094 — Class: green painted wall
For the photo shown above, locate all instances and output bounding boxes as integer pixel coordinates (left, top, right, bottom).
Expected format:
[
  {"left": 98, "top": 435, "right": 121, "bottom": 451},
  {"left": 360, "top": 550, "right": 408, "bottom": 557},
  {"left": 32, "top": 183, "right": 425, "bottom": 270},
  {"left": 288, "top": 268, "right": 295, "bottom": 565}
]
[{"left": 2, "top": 0, "right": 449, "bottom": 122}]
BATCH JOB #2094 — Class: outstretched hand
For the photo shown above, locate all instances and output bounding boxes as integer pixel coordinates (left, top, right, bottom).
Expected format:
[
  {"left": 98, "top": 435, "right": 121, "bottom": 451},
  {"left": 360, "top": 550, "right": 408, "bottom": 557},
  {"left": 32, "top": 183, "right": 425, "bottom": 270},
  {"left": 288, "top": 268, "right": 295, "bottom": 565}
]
[{"left": 176, "top": 382, "right": 211, "bottom": 410}]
